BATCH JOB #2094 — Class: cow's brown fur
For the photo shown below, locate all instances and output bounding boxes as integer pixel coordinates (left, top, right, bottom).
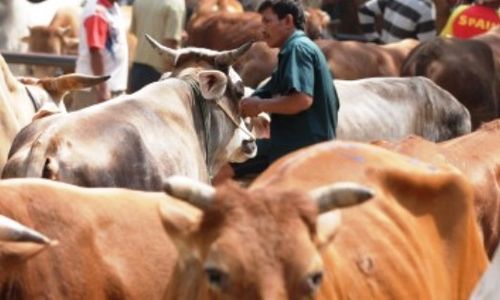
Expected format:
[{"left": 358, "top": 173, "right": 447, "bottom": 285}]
[
  {"left": 0, "top": 178, "right": 191, "bottom": 299},
  {"left": 374, "top": 119, "right": 500, "bottom": 258},
  {"left": 164, "top": 141, "right": 487, "bottom": 299},
  {"left": 401, "top": 37, "right": 498, "bottom": 129},
  {"left": 235, "top": 38, "right": 418, "bottom": 88}
]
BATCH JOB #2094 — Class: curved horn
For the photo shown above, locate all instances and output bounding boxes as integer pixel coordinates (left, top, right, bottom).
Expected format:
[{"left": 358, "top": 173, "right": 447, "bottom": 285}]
[
  {"left": 215, "top": 41, "right": 254, "bottom": 65},
  {"left": 145, "top": 34, "right": 177, "bottom": 61},
  {"left": 0, "top": 215, "right": 56, "bottom": 245},
  {"left": 310, "top": 182, "right": 374, "bottom": 214},
  {"left": 41, "top": 74, "right": 110, "bottom": 93},
  {"left": 163, "top": 176, "right": 216, "bottom": 210}
]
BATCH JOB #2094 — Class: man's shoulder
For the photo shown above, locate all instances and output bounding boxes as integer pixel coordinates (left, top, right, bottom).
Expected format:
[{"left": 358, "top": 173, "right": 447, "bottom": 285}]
[{"left": 286, "top": 35, "right": 321, "bottom": 55}]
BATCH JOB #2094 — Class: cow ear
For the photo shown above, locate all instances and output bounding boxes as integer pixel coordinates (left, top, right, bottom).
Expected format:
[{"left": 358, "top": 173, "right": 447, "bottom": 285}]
[
  {"left": 316, "top": 210, "right": 342, "bottom": 248},
  {"left": 158, "top": 198, "right": 203, "bottom": 252},
  {"left": 198, "top": 70, "right": 228, "bottom": 100}
]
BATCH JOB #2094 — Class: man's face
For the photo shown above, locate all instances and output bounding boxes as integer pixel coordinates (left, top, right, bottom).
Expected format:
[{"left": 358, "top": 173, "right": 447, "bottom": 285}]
[{"left": 260, "top": 7, "right": 290, "bottom": 49}]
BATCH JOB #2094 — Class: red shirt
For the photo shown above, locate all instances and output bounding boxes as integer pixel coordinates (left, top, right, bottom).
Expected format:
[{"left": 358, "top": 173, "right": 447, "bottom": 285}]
[
  {"left": 452, "top": 5, "right": 500, "bottom": 39},
  {"left": 83, "top": 0, "right": 113, "bottom": 49}
]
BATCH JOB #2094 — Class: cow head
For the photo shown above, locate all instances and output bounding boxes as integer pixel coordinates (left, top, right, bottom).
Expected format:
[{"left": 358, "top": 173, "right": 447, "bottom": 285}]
[
  {"left": 21, "top": 26, "right": 79, "bottom": 77},
  {"left": 146, "top": 35, "right": 257, "bottom": 174},
  {"left": 159, "top": 176, "right": 374, "bottom": 299}
]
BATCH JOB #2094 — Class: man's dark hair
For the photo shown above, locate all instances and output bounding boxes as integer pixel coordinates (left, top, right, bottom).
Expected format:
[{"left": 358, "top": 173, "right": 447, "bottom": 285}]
[{"left": 258, "top": 0, "right": 306, "bottom": 31}]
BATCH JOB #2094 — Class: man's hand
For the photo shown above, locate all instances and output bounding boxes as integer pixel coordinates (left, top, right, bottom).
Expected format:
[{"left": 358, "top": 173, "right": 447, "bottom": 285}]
[{"left": 240, "top": 97, "right": 263, "bottom": 117}]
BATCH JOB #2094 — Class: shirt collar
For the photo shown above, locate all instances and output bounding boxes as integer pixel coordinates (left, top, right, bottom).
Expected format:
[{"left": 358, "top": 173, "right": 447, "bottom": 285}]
[
  {"left": 279, "top": 30, "right": 306, "bottom": 55},
  {"left": 98, "top": 0, "right": 113, "bottom": 8}
]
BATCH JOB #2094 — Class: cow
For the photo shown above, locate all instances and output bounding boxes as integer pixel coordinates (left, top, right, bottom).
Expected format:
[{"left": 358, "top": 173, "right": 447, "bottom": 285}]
[
  {"left": 401, "top": 37, "right": 498, "bottom": 129},
  {"left": 2, "top": 36, "right": 257, "bottom": 189},
  {"left": 335, "top": 76, "right": 470, "bottom": 142},
  {"left": 0, "top": 177, "right": 194, "bottom": 299},
  {"left": 372, "top": 119, "right": 500, "bottom": 258},
  {"left": 0, "top": 53, "right": 108, "bottom": 171},
  {"left": 160, "top": 140, "right": 487, "bottom": 299},
  {"left": 20, "top": 4, "right": 80, "bottom": 78},
  {"left": 185, "top": 8, "right": 331, "bottom": 51},
  {"left": 248, "top": 76, "right": 471, "bottom": 142},
  {"left": 235, "top": 38, "right": 419, "bottom": 88}
]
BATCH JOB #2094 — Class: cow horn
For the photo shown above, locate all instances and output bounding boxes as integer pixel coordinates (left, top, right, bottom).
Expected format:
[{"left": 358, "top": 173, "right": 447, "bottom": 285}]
[
  {"left": 215, "top": 41, "right": 253, "bottom": 65},
  {"left": 0, "top": 215, "right": 56, "bottom": 245},
  {"left": 310, "top": 182, "right": 374, "bottom": 213},
  {"left": 41, "top": 74, "right": 110, "bottom": 93},
  {"left": 163, "top": 176, "right": 215, "bottom": 210},
  {"left": 145, "top": 34, "right": 177, "bottom": 61}
]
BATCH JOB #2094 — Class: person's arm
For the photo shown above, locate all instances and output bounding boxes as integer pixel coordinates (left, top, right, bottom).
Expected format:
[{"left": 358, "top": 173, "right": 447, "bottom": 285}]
[
  {"left": 241, "top": 45, "right": 315, "bottom": 117},
  {"left": 161, "top": 3, "right": 186, "bottom": 69},
  {"left": 358, "top": 0, "right": 383, "bottom": 42},
  {"left": 84, "top": 14, "right": 110, "bottom": 101},
  {"left": 240, "top": 92, "right": 312, "bottom": 117},
  {"left": 416, "top": 3, "right": 437, "bottom": 41}
]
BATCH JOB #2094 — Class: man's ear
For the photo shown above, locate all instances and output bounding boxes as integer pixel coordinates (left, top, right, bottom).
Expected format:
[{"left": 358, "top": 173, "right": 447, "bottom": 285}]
[{"left": 198, "top": 70, "right": 228, "bottom": 100}]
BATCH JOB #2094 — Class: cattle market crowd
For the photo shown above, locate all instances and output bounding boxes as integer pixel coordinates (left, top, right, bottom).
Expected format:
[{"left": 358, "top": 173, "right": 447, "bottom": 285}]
[{"left": 0, "top": 0, "right": 499, "bottom": 299}]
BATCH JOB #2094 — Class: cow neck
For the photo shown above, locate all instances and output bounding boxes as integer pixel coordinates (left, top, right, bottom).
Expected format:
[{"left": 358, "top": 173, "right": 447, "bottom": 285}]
[
  {"left": 24, "top": 86, "right": 40, "bottom": 112},
  {"left": 190, "top": 82, "right": 213, "bottom": 180}
]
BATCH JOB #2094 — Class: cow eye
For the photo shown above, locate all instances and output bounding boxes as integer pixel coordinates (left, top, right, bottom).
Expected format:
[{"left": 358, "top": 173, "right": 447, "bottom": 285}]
[
  {"left": 306, "top": 271, "right": 323, "bottom": 292},
  {"left": 204, "top": 267, "right": 228, "bottom": 289}
]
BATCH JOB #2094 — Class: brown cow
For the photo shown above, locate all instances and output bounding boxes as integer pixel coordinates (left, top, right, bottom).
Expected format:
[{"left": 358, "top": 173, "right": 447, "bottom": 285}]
[
  {"left": 401, "top": 37, "right": 498, "bottom": 129},
  {"left": 373, "top": 119, "right": 500, "bottom": 258},
  {"left": 0, "top": 53, "right": 108, "bottom": 172},
  {"left": 0, "top": 177, "right": 194, "bottom": 299},
  {"left": 186, "top": 8, "right": 330, "bottom": 51},
  {"left": 161, "top": 141, "right": 487, "bottom": 299},
  {"left": 2, "top": 37, "right": 257, "bottom": 189},
  {"left": 235, "top": 38, "right": 418, "bottom": 88}
]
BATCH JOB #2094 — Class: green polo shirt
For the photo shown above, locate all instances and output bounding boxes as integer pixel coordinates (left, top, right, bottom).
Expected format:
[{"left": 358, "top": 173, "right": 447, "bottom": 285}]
[{"left": 253, "top": 30, "right": 339, "bottom": 161}]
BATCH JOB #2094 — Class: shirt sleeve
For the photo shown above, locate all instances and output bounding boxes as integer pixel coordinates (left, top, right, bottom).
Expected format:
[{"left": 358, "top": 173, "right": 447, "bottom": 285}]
[
  {"left": 252, "top": 71, "right": 276, "bottom": 98},
  {"left": 416, "top": 2, "right": 437, "bottom": 41},
  {"left": 358, "top": 0, "right": 384, "bottom": 42},
  {"left": 280, "top": 46, "right": 314, "bottom": 97},
  {"left": 83, "top": 14, "right": 108, "bottom": 49},
  {"left": 164, "top": 3, "right": 185, "bottom": 41}
]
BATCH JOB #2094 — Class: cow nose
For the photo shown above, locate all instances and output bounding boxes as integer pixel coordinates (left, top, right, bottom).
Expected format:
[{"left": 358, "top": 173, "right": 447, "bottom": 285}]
[{"left": 242, "top": 139, "right": 257, "bottom": 157}]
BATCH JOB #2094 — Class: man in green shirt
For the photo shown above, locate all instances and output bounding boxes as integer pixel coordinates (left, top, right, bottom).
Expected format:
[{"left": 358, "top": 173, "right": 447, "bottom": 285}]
[{"left": 216, "top": 0, "right": 339, "bottom": 181}]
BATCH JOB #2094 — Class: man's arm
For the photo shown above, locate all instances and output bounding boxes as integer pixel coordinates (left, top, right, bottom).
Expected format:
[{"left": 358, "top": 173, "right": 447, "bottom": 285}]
[
  {"left": 163, "top": 2, "right": 185, "bottom": 67},
  {"left": 358, "top": 0, "right": 383, "bottom": 42},
  {"left": 84, "top": 14, "right": 110, "bottom": 101},
  {"left": 416, "top": 4, "right": 437, "bottom": 41},
  {"left": 240, "top": 92, "right": 312, "bottom": 117},
  {"left": 89, "top": 48, "right": 110, "bottom": 101}
]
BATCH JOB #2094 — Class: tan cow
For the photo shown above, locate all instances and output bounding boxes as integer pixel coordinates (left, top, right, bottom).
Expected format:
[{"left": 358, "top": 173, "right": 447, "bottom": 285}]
[
  {"left": 2, "top": 38, "right": 257, "bottom": 189},
  {"left": 373, "top": 119, "right": 500, "bottom": 258},
  {"left": 160, "top": 141, "right": 487, "bottom": 299},
  {"left": 0, "top": 177, "right": 196, "bottom": 299},
  {"left": 0, "top": 53, "right": 108, "bottom": 171}
]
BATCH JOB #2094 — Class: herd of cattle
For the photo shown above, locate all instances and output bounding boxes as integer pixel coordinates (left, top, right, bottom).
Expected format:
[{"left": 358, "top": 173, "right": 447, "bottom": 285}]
[{"left": 1, "top": 0, "right": 500, "bottom": 299}]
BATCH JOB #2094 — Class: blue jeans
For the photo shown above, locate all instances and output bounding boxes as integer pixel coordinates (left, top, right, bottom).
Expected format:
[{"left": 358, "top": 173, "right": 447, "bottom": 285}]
[{"left": 128, "top": 63, "right": 162, "bottom": 93}]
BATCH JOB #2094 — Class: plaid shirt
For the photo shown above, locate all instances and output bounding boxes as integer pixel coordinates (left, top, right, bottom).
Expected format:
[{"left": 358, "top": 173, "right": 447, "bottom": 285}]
[{"left": 358, "top": 0, "right": 436, "bottom": 44}]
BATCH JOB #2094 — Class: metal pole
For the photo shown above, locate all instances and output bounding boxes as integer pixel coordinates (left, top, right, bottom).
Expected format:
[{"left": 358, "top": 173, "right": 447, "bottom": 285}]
[{"left": 0, "top": 51, "right": 76, "bottom": 69}]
